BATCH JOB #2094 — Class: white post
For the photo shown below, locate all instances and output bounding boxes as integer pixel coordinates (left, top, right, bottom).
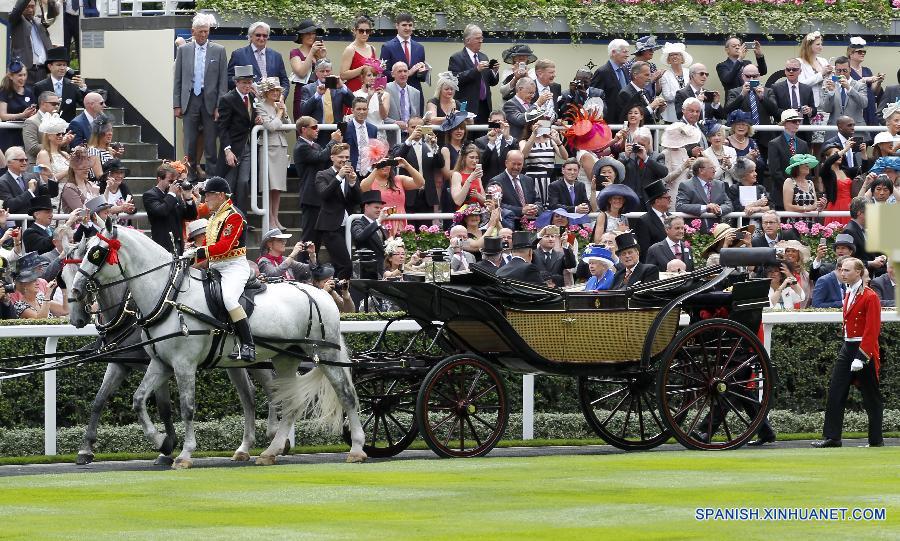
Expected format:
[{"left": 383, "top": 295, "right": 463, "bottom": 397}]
[
  {"left": 44, "top": 337, "right": 59, "bottom": 456},
  {"left": 522, "top": 374, "right": 534, "bottom": 440},
  {"left": 763, "top": 323, "right": 773, "bottom": 356}
]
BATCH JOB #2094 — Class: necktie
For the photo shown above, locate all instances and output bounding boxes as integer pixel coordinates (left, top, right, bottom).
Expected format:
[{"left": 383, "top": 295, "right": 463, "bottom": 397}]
[
  {"left": 413, "top": 142, "right": 423, "bottom": 170},
  {"left": 474, "top": 53, "right": 487, "bottom": 101},
  {"left": 16, "top": 176, "right": 25, "bottom": 192},
  {"left": 840, "top": 87, "right": 848, "bottom": 109},
  {"left": 616, "top": 68, "right": 626, "bottom": 89},
  {"left": 256, "top": 49, "right": 267, "bottom": 78},
  {"left": 243, "top": 95, "right": 250, "bottom": 116},
  {"left": 403, "top": 40, "right": 411, "bottom": 65},
  {"left": 54, "top": 80, "right": 63, "bottom": 97},
  {"left": 748, "top": 91, "right": 760, "bottom": 124},
  {"left": 625, "top": 267, "right": 633, "bottom": 282},
  {"left": 788, "top": 137, "right": 796, "bottom": 156},
  {"left": 512, "top": 176, "right": 526, "bottom": 207},
  {"left": 769, "top": 240, "right": 776, "bottom": 248},
  {"left": 544, "top": 252, "right": 552, "bottom": 265},
  {"left": 845, "top": 144, "right": 854, "bottom": 168},
  {"left": 790, "top": 85, "right": 799, "bottom": 109},
  {"left": 673, "top": 242, "right": 682, "bottom": 260},
  {"left": 322, "top": 89, "right": 334, "bottom": 123},
  {"left": 399, "top": 87, "right": 410, "bottom": 122},
  {"left": 47, "top": 226, "right": 54, "bottom": 237},
  {"left": 704, "top": 181, "right": 712, "bottom": 202},
  {"left": 569, "top": 185, "right": 576, "bottom": 205},
  {"left": 193, "top": 46, "right": 205, "bottom": 96},
  {"left": 72, "top": 0, "right": 80, "bottom": 10}
]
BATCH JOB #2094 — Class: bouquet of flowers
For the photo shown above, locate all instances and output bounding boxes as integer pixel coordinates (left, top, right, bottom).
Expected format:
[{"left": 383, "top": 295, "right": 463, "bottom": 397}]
[
  {"left": 564, "top": 222, "right": 594, "bottom": 241},
  {"left": 683, "top": 219, "right": 717, "bottom": 260},
  {"left": 398, "top": 224, "right": 450, "bottom": 253},
  {"left": 783, "top": 220, "right": 845, "bottom": 262}
]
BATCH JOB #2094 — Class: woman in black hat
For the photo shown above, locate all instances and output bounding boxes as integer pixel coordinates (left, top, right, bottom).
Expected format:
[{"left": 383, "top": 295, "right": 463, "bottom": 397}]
[
  {"left": 0, "top": 59, "right": 37, "bottom": 149},
  {"left": 437, "top": 111, "right": 470, "bottom": 185},
  {"left": 10, "top": 251, "right": 66, "bottom": 319},
  {"left": 498, "top": 44, "right": 537, "bottom": 100},
  {"left": 98, "top": 159, "right": 137, "bottom": 225},
  {"left": 289, "top": 19, "right": 328, "bottom": 119}
]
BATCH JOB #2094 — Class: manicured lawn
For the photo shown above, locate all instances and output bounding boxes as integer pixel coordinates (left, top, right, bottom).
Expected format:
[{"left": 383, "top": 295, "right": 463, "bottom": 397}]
[{"left": 2, "top": 447, "right": 898, "bottom": 540}]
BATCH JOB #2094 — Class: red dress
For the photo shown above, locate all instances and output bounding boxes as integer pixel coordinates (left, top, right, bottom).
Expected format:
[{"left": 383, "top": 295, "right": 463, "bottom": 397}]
[
  {"left": 459, "top": 172, "right": 484, "bottom": 206},
  {"left": 825, "top": 176, "right": 853, "bottom": 227},
  {"left": 346, "top": 47, "right": 377, "bottom": 93}
]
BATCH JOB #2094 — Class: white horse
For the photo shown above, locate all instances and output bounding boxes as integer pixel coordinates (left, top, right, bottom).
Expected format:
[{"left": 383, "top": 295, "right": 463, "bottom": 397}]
[
  {"left": 62, "top": 237, "right": 282, "bottom": 465},
  {"left": 69, "top": 223, "right": 366, "bottom": 468}
]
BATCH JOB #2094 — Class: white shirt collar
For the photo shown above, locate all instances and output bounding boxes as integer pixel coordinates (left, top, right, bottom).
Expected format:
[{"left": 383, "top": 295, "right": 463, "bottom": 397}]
[
  {"left": 465, "top": 47, "right": 480, "bottom": 59},
  {"left": 253, "top": 45, "right": 266, "bottom": 55},
  {"left": 51, "top": 76, "right": 64, "bottom": 85},
  {"left": 653, "top": 208, "right": 666, "bottom": 218},
  {"left": 667, "top": 237, "right": 679, "bottom": 249}
]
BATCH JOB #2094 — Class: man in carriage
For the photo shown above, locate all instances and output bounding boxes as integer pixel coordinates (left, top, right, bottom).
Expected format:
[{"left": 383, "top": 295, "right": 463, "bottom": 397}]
[{"left": 184, "top": 176, "right": 256, "bottom": 361}]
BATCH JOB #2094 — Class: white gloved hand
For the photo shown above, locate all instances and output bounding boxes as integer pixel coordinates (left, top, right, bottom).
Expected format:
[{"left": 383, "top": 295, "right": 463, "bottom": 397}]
[
  {"left": 181, "top": 247, "right": 198, "bottom": 261},
  {"left": 850, "top": 359, "right": 865, "bottom": 372}
]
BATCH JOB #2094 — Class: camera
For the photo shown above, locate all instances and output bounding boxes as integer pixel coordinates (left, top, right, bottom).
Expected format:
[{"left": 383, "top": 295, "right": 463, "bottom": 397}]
[
  {"left": 112, "top": 141, "right": 124, "bottom": 151},
  {"left": 488, "top": 59, "right": 499, "bottom": 69},
  {"left": 180, "top": 180, "right": 194, "bottom": 191},
  {"left": 336, "top": 120, "right": 348, "bottom": 133},
  {"left": 488, "top": 121, "right": 502, "bottom": 129},
  {"left": 703, "top": 90, "right": 717, "bottom": 100},
  {"left": 324, "top": 75, "right": 340, "bottom": 89},
  {"left": 315, "top": 27, "right": 325, "bottom": 38},
  {"left": 335, "top": 279, "right": 350, "bottom": 293},
  {"left": 633, "top": 144, "right": 644, "bottom": 153},
  {"left": 851, "top": 136, "right": 864, "bottom": 146},
  {"left": 2, "top": 280, "right": 14, "bottom": 294},
  {"left": 745, "top": 43, "right": 757, "bottom": 50}
]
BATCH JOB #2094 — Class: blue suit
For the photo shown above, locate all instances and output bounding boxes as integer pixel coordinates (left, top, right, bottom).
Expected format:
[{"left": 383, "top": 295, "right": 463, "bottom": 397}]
[
  {"left": 68, "top": 112, "right": 92, "bottom": 148},
  {"left": 227, "top": 45, "right": 289, "bottom": 97},
  {"left": 380, "top": 37, "right": 427, "bottom": 109},
  {"left": 585, "top": 270, "right": 614, "bottom": 291},
  {"left": 344, "top": 121, "right": 378, "bottom": 172},
  {"left": 811, "top": 271, "right": 844, "bottom": 308}
]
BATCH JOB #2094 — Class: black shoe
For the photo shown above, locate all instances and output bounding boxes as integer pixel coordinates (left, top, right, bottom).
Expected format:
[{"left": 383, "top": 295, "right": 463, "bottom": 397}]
[
  {"left": 747, "top": 434, "right": 777, "bottom": 446},
  {"left": 236, "top": 343, "right": 256, "bottom": 361},
  {"left": 811, "top": 438, "right": 842, "bottom": 448},
  {"left": 229, "top": 318, "right": 256, "bottom": 361}
]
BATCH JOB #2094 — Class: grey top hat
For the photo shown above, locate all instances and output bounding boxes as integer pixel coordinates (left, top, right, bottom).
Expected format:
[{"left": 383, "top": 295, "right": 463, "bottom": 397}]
[
  {"left": 834, "top": 233, "right": 855, "bottom": 252},
  {"left": 85, "top": 195, "right": 113, "bottom": 214},
  {"left": 234, "top": 65, "right": 255, "bottom": 80}
]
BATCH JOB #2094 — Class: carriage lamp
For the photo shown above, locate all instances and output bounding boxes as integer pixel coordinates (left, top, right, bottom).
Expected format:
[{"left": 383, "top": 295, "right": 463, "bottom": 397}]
[
  {"left": 866, "top": 203, "right": 900, "bottom": 309},
  {"left": 426, "top": 248, "right": 451, "bottom": 283},
  {"left": 352, "top": 249, "right": 379, "bottom": 280}
]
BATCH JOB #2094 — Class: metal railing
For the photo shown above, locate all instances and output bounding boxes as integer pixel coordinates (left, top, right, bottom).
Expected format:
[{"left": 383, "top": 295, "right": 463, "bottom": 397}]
[{"left": 101, "top": 0, "right": 195, "bottom": 16}]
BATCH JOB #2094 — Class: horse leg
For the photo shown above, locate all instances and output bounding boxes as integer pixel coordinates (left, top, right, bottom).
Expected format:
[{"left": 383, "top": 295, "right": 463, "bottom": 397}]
[
  {"left": 132, "top": 359, "right": 174, "bottom": 456},
  {"left": 320, "top": 363, "right": 367, "bottom": 464},
  {"left": 78, "top": 363, "right": 132, "bottom": 465},
  {"left": 171, "top": 364, "right": 199, "bottom": 469},
  {"left": 249, "top": 367, "right": 282, "bottom": 446},
  {"left": 226, "top": 367, "right": 256, "bottom": 462},
  {"left": 151, "top": 381, "right": 177, "bottom": 467},
  {"left": 257, "top": 359, "right": 302, "bottom": 465}
]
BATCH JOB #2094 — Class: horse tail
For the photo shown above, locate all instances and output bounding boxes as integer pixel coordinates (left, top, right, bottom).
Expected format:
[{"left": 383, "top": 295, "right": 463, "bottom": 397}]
[{"left": 274, "top": 346, "right": 347, "bottom": 435}]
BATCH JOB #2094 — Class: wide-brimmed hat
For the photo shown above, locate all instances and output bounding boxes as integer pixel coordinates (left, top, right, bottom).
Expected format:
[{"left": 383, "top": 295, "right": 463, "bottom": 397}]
[
  {"left": 582, "top": 245, "right": 615, "bottom": 268},
  {"left": 187, "top": 219, "right": 208, "bottom": 239},
  {"left": 534, "top": 208, "right": 592, "bottom": 229},
  {"left": 257, "top": 76, "right": 283, "bottom": 93},
  {"left": 203, "top": 176, "right": 231, "bottom": 194},
  {"left": 848, "top": 36, "right": 867, "bottom": 50},
  {"left": 502, "top": 44, "right": 537, "bottom": 65},
  {"left": 13, "top": 251, "right": 49, "bottom": 283},
  {"left": 261, "top": 228, "right": 292, "bottom": 246},
  {"left": 38, "top": 113, "right": 68, "bottom": 134},
  {"left": 614, "top": 232, "right": 640, "bottom": 253},
  {"left": 68, "top": 146, "right": 93, "bottom": 170},
  {"left": 563, "top": 105, "right": 612, "bottom": 151},
  {"left": 102, "top": 159, "right": 130, "bottom": 176},
  {"left": 360, "top": 190, "right": 386, "bottom": 206},
  {"left": 310, "top": 264, "right": 335, "bottom": 281},
  {"left": 28, "top": 195, "right": 54, "bottom": 214},
  {"left": 84, "top": 195, "right": 112, "bottom": 214},
  {"left": 779, "top": 109, "right": 803, "bottom": 124},
  {"left": 873, "top": 131, "right": 900, "bottom": 146},
  {"left": 882, "top": 99, "right": 900, "bottom": 120},
  {"left": 294, "top": 19, "right": 320, "bottom": 43},
  {"left": 659, "top": 42, "right": 692, "bottom": 66},
  {"left": 633, "top": 36, "right": 662, "bottom": 54},
  {"left": 511, "top": 230, "right": 537, "bottom": 250},
  {"left": 44, "top": 46, "right": 68, "bottom": 66},
  {"left": 869, "top": 156, "right": 900, "bottom": 174},
  {"left": 596, "top": 183, "right": 640, "bottom": 213},
  {"left": 660, "top": 122, "right": 702, "bottom": 149},
  {"left": 834, "top": 233, "right": 855, "bottom": 252},
  {"left": 727, "top": 110, "right": 753, "bottom": 127},
  {"left": 778, "top": 239, "right": 811, "bottom": 264},
  {"left": 436, "top": 111, "right": 468, "bottom": 132},
  {"left": 592, "top": 156, "right": 626, "bottom": 184},
  {"left": 481, "top": 236, "right": 503, "bottom": 255},
  {"left": 702, "top": 223, "right": 756, "bottom": 258},
  {"left": 784, "top": 153, "right": 819, "bottom": 175},
  {"left": 234, "top": 65, "right": 254, "bottom": 81},
  {"left": 644, "top": 179, "right": 669, "bottom": 202}
]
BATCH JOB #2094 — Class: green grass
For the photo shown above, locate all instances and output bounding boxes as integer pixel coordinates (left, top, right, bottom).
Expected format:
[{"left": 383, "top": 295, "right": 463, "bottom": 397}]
[{"left": 2, "top": 447, "right": 899, "bottom": 540}]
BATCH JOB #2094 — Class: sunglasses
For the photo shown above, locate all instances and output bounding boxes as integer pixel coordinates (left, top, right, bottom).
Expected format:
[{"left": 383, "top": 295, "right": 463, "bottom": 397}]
[
  {"left": 696, "top": 72, "right": 709, "bottom": 77},
  {"left": 307, "top": 125, "right": 319, "bottom": 130},
  {"left": 784, "top": 67, "right": 801, "bottom": 72},
  {"left": 854, "top": 50, "right": 867, "bottom": 55},
  {"left": 9, "top": 158, "right": 27, "bottom": 162},
  {"left": 254, "top": 33, "right": 269, "bottom": 38},
  {"left": 356, "top": 28, "right": 372, "bottom": 34}
]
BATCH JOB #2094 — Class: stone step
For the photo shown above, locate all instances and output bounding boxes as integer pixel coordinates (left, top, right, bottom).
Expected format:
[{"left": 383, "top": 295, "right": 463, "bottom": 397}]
[
  {"left": 120, "top": 142, "right": 158, "bottom": 160},
  {"left": 112, "top": 124, "right": 141, "bottom": 143},
  {"left": 76, "top": 107, "right": 125, "bottom": 125},
  {"left": 121, "top": 159, "right": 162, "bottom": 178}
]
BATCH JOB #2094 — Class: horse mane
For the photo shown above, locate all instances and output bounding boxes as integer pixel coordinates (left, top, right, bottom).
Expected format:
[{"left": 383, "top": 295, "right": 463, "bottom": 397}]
[{"left": 107, "top": 226, "right": 175, "bottom": 262}]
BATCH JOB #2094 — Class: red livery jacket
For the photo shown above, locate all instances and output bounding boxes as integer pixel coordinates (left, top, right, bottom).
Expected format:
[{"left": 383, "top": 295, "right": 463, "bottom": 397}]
[
  {"left": 843, "top": 285, "right": 881, "bottom": 378},
  {"left": 196, "top": 200, "right": 246, "bottom": 262}
]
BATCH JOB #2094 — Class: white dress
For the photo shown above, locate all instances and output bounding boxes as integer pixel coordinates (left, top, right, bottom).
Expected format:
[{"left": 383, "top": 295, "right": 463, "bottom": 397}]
[
  {"left": 255, "top": 101, "right": 289, "bottom": 192},
  {"left": 799, "top": 56, "right": 829, "bottom": 107},
  {"left": 662, "top": 147, "right": 691, "bottom": 211},
  {"left": 659, "top": 67, "right": 689, "bottom": 123},
  {"left": 702, "top": 146, "right": 737, "bottom": 183}
]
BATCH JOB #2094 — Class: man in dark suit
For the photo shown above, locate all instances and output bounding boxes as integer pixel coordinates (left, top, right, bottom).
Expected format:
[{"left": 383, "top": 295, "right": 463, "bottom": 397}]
[
  {"left": 809, "top": 232, "right": 855, "bottom": 282},
  {"left": 772, "top": 59, "right": 816, "bottom": 133},
  {"left": 0, "top": 146, "right": 59, "bottom": 214},
  {"left": 547, "top": 158, "right": 590, "bottom": 212},
  {"left": 380, "top": 12, "right": 428, "bottom": 112},
  {"left": 533, "top": 59, "right": 563, "bottom": 109},
  {"left": 68, "top": 92, "right": 106, "bottom": 148},
  {"left": 345, "top": 97, "right": 378, "bottom": 174},
  {"left": 9, "top": 0, "right": 58, "bottom": 84},
  {"left": 617, "top": 61, "right": 666, "bottom": 123},
  {"left": 635, "top": 180, "right": 670, "bottom": 261},
  {"left": 532, "top": 226, "right": 577, "bottom": 287},
  {"left": 590, "top": 39, "right": 631, "bottom": 126},
  {"left": 751, "top": 210, "right": 800, "bottom": 248},
  {"left": 300, "top": 60, "right": 355, "bottom": 144},
  {"left": 447, "top": 24, "right": 500, "bottom": 123},
  {"left": 645, "top": 215, "right": 695, "bottom": 272},
  {"left": 723, "top": 63, "right": 778, "bottom": 132},
  {"left": 173, "top": 15, "right": 229, "bottom": 176},
  {"left": 871, "top": 266, "right": 895, "bottom": 307},
  {"left": 822, "top": 116, "right": 866, "bottom": 177},
  {"left": 844, "top": 197, "right": 887, "bottom": 277},
  {"left": 811, "top": 256, "right": 846, "bottom": 308},
  {"left": 32, "top": 47, "right": 87, "bottom": 122},
  {"left": 142, "top": 164, "right": 198, "bottom": 255},
  {"left": 487, "top": 150, "right": 542, "bottom": 223},
  {"left": 716, "top": 38, "right": 768, "bottom": 93},
  {"left": 216, "top": 65, "right": 259, "bottom": 212},
  {"left": 472, "top": 236, "right": 504, "bottom": 275},
  {"left": 557, "top": 68, "right": 606, "bottom": 119},
  {"left": 766, "top": 109, "right": 810, "bottom": 210},
  {"left": 314, "top": 143, "right": 361, "bottom": 279},
  {"left": 674, "top": 63, "right": 725, "bottom": 121},
  {"left": 392, "top": 120, "right": 444, "bottom": 213},
  {"left": 350, "top": 190, "right": 389, "bottom": 278},
  {"left": 496, "top": 231, "right": 542, "bottom": 284},
  {"left": 611, "top": 232, "right": 659, "bottom": 289},
  {"left": 473, "top": 111, "right": 517, "bottom": 181},
  {"left": 294, "top": 116, "right": 341, "bottom": 244},
  {"left": 621, "top": 133, "right": 668, "bottom": 208},
  {"left": 21, "top": 195, "right": 56, "bottom": 254},
  {"left": 226, "top": 21, "right": 289, "bottom": 97},
  {"left": 675, "top": 157, "right": 733, "bottom": 232},
  {"left": 503, "top": 77, "right": 543, "bottom": 139},
  {"left": 876, "top": 80, "right": 900, "bottom": 121}
]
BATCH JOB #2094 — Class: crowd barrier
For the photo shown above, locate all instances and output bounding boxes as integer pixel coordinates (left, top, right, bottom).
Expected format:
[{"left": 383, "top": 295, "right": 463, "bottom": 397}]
[{"left": 6, "top": 310, "right": 898, "bottom": 455}]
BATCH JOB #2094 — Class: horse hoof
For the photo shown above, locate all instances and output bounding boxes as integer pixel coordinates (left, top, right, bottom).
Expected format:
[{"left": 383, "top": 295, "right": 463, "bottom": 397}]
[
  {"left": 159, "top": 434, "right": 177, "bottom": 456},
  {"left": 346, "top": 451, "right": 367, "bottom": 463},
  {"left": 76, "top": 453, "right": 94, "bottom": 466},
  {"left": 172, "top": 458, "right": 193, "bottom": 470},
  {"left": 154, "top": 454, "right": 175, "bottom": 467},
  {"left": 232, "top": 451, "right": 251, "bottom": 462},
  {"left": 282, "top": 439, "right": 291, "bottom": 456},
  {"left": 256, "top": 454, "right": 277, "bottom": 466}
]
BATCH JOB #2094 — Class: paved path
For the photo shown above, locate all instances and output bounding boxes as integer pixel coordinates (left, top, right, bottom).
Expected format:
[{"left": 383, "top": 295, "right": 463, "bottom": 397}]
[{"left": 1, "top": 437, "right": 895, "bottom": 478}]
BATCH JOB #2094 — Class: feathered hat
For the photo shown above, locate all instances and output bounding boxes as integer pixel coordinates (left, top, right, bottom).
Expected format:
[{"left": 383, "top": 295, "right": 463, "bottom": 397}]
[{"left": 563, "top": 105, "right": 612, "bottom": 152}]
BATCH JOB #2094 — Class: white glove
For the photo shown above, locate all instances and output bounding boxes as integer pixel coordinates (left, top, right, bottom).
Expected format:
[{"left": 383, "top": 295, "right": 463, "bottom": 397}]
[
  {"left": 181, "top": 247, "right": 198, "bottom": 261},
  {"left": 850, "top": 359, "right": 865, "bottom": 372}
]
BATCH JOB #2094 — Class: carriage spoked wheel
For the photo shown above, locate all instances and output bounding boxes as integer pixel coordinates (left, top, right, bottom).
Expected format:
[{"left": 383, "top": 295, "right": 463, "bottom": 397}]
[
  {"left": 577, "top": 372, "right": 670, "bottom": 451},
  {"left": 416, "top": 354, "right": 508, "bottom": 458},
  {"left": 656, "top": 319, "right": 774, "bottom": 450},
  {"left": 343, "top": 369, "right": 421, "bottom": 458}
]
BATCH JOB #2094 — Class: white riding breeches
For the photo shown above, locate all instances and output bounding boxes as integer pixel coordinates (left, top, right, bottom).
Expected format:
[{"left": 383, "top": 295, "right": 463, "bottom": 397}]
[{"left": 211, "top": 257, "right": 252, "bottom": 312}]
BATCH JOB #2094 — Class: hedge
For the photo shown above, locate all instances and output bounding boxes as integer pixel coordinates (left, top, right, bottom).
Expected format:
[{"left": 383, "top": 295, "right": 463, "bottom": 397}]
[{"left": 1, "top": 315, "right": 898, "bottom": 430}]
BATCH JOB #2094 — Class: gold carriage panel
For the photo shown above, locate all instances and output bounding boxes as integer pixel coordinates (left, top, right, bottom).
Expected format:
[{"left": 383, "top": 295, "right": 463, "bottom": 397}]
[
  {"left": 504, "top": 308, "right": 680, "bottom": 363},
  {"left": 445, "top": 321, "right": 513, "bottom": 353}
]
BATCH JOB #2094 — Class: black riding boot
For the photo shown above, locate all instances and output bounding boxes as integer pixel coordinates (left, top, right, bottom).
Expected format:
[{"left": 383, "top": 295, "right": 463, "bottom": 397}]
[{"left": 230, "top": 318, "right": 256, "bottom": 361}]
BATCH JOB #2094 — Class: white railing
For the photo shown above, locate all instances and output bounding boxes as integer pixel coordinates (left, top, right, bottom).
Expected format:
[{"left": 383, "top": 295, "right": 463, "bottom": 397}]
[
  {"left": 101, "top": 0, "right": 195, "bottom": 16},
  {"left": 6, "top": 310, "right": 899, "bottom": 455}
]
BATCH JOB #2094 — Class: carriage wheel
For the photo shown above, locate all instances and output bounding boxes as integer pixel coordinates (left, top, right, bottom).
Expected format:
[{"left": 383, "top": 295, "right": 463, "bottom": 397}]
[
  {"left": 577, "top": 373, "right": 670, "bottom": 451},
  {"left": 656, "top": 319, "right": 774, "bottom": 451},
  {"left": 343, "top": 370, "right": 420, "bottom": 458},
  {"left": 416, "top": 354, "right": 508, "bottom": 458}
]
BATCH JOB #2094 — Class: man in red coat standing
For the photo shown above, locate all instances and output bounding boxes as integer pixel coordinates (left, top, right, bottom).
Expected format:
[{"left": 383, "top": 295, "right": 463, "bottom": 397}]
[{"left": 813, "top": 257, "right": 883, "bottom": 448}]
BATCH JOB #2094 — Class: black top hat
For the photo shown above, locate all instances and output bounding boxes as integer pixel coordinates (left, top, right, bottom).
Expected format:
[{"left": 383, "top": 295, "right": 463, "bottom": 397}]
[
  {"left": 294, "top": 19, "right": 321, "bottom": 43},
  {"left": 102, "top": 158, "right": 130, "bottom": 176},
  {"left": 481, "top": 236, "right": 503, "bottom": 255},
  {"left": 614, "top": 232, "right": 640, "bottom": 253},
  {"left": 511, "top": 231, "right": 537, "bottom": 250},
  {"left": 29, "top": 195, "right": 54, "bottom": 214},
  {"left": 311, "top": 264, "right": 335, "bottom": 281},
  {"left": 644, "top": 179, "right": 668, "bottom": 202},
  {"left": 202, "top": 176, "right": 231, "bottom": 194},
  {"left": 360, "top": 190, "right": 386, "bottom": 206},
  {"left": 44, "top": 46, "right": 69, "bottom": 66}
]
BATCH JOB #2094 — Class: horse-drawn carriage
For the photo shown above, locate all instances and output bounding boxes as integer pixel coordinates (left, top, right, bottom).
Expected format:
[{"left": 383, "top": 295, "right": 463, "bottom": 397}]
[{"left": 348, "top": 247, "right": 777, "bottom": 458}]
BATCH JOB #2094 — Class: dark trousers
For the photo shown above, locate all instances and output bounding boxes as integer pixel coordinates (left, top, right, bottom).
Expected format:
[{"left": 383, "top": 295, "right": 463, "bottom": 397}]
[
  {"left": 63, "top": 13, "right": 80, "bottom": 60},
  {"left": 299, "top": 204, "right": 322, "bottom": 245},
  {"left": 221, "top": 142, "right": 251, "bottom": 213},
  {"left": 823, "top": 341, "right": 883, "bottom": 444},
  {"left": 183, "top": 95, "right": 218, "bottom": 173},
  {"left": 26, "top": 64, "right": 48, "bottom": 86},
  {"left": 474, "top": 98, "right": 490, "bottom": 124},
  {"left": 319, "top": 227, "right": 351, "bottom": 279}
]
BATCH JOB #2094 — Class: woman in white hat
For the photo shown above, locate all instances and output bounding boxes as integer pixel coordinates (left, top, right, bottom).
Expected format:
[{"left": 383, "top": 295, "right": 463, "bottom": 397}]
[
  {"left": 658, "top": 42, "right": 692, "bottom": 123},
  {"left": 36, "top": 114, "right": 75, "bottom": 185},
  {"left": 660, "top": 122, "right": 702, "bottom": 209},
  {"left": 255, "top": 77, "right": 291, "bottom": 230},
  {"left": 256, "top": 228, "right": 316, "bottom": 281},
  {"left": 846, "top": 37, "right": 883, "bottom": 127},
  {"left": 425, "top": 72, "right": 462, "bottom": 126}
]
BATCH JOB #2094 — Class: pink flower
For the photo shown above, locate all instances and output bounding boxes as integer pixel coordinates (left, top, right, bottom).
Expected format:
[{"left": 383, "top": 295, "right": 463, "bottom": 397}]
[
  {"left": 683, "top": 240, "right": 692, "bottom": 248},
  {"left": 383, "top": 223, "right": 393, "bottom": 231},
  {"left": 578, "top": 229, "right": 589, "bottom": 239},
  {"left": 428, "top": 225, "right": 442, "bottom": 234},
  {"left": 691, "top": 219, "right": 702, "bottom": 229},
  {"left": 685, "top": 225, "right": 697, "bottom": 234},
  {"left": 781, "top": 223, "right": 793, "bottom": 230},
  {"left": 793, "top": 221, "right": 809, "bottom": 235},
  {"left": 404, "top": 224, "right": 415, "bottom": 232},
  {"left": 893, "top": 0, "right": 900, "bottom": 8},
  {"left": 811, "top": 223, "right": 822, "bottom": 234},
  {"left": 822, "top": 227, "right": 834, "bottom": 238},
  {"left": 825, "top": 221, "right": 843, "bottom": 231},
  {"left": 418, "top": 225, "right": 429, "bottom": 233}
]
